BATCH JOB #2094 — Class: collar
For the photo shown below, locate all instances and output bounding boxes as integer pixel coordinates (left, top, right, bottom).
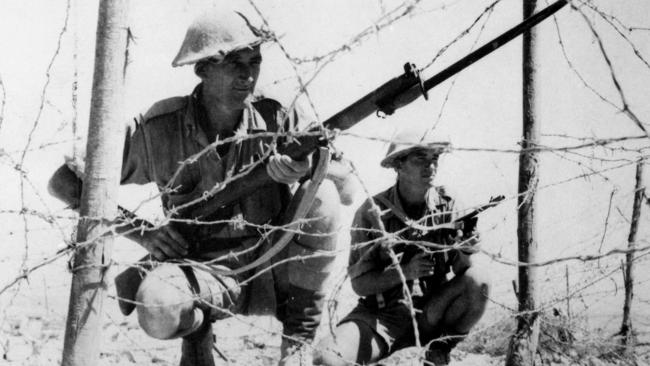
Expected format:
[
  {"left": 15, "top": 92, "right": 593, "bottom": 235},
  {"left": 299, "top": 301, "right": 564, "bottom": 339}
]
[
  {"left": 380, "top": 184, "right": 444, "bottom": 220},
  {"left": 183, "top": 84, "right": 267, "bottom": 146}
]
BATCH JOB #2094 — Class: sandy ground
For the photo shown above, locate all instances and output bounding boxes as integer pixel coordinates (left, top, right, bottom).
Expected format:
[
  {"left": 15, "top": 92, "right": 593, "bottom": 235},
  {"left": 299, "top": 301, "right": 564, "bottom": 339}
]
[
  {"left": 2, "top": 313, "right": 505, "bottom": 366},
  {"left": 2, "top": 229, "right": 649, "bottom": 366}
]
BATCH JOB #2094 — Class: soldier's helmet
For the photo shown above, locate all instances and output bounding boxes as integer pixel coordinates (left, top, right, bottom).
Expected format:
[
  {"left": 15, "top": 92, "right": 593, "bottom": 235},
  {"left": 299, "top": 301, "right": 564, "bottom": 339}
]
[
  {"left": 380, "top": 128, "right": 451, "bottom": 168},
  {"left": 172, "top": 9, "right": 268, "bottom": 67}
]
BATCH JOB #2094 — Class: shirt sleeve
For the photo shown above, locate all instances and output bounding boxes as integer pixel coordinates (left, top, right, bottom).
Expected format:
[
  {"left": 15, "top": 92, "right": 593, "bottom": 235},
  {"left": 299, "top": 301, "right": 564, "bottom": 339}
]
[
  {"left": 120, "top": 116, "right": 152, "bottom": 185},
  {"left": 347, "top": 200, "right": 384, "bottom": 279}
]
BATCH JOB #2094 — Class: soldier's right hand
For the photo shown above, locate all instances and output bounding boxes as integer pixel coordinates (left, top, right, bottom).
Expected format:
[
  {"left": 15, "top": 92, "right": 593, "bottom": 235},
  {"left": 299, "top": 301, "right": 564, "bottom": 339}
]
[
  {"left": 266, "top": 153, "right": 310, "bottom": 185},
  {"left": 136, "top": 225, "right": 189, "bottom": 261},
  {"left": 401, "top": 251, "right": 436, "bottom": 280}
]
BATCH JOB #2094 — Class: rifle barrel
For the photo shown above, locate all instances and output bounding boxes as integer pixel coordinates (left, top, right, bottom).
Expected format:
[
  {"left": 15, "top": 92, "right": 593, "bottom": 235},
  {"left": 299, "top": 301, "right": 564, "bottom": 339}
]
[
  {"left": 430, "top": 0, "right": 567, "bottom": 92},
  {"left": 328, "top": 0, "right": 568, "bottom": 121}
]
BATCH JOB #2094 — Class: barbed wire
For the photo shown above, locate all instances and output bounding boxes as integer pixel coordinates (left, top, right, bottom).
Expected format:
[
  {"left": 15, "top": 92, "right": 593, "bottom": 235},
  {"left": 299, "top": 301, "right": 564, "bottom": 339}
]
[
  {"left": 422, "top": 0, "right": 502, "bottom": 72},
  {"left": 0, "top": 73, "right": 5, "bottom": 133},
  {"left": 580, "top": 0, "right": 650, "bottom": 69},
  {"left": 2, "top": 0, "right": 650, "bottom": 364},
  {"left": 424, "top": 0, "right": 498, "bottom": 136},
  {"left": 282, "top": 0, "right": 426, "bottom": 65},
  {"left": 574, "top": 3, "right": 649, "bottom": 137}
]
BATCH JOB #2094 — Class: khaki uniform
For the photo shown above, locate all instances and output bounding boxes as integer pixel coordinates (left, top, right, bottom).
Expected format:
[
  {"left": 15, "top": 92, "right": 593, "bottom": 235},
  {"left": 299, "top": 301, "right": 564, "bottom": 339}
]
[
  {"left": 121, "top": 84, "right": 334, "bottom": 337},
  {"left": 344, "top": 184, "right": 473, "bottom": 351}
]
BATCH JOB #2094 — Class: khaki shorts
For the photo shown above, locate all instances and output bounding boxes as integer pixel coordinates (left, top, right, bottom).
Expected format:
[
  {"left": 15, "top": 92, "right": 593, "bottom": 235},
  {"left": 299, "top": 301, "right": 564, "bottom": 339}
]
[{"left": 339, "top": 300, "right": 437, "bottom": 353}]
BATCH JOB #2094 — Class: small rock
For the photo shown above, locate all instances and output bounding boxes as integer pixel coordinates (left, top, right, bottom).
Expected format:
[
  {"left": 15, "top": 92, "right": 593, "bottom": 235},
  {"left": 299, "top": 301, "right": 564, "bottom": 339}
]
[
  {"left": 588, "top": 356, "right": 607, "bottom": 366},
  {"left": 4, "top": 339, "right": 32, "bottom": 362},
  {"left": 552, "top": 353, "right": 562, "bottom": 363}
]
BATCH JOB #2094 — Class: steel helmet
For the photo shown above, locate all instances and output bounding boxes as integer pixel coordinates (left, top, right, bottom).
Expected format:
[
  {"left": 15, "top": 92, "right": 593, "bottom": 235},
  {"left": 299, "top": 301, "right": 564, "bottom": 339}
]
[
  {"left": 172, "top": 9, "right": 267, "bottom": 67},
  {"left": 380, "top": 128, "right": 451, "bottom": 168}
]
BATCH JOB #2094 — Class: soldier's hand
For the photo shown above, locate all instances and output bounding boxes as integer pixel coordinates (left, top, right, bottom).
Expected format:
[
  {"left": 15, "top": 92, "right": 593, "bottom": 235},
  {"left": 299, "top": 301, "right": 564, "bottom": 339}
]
[
  {"left": 137, "top": 225, "right": 189, "bottom": 261},
  {"left": 448, "top": 228, "right": 480, "bottom": 254},
  {"left": 266, "top": 154, "right": 310, "bottom": 185},
  {"left": 401, "top": 252, "right": 436, "bottom": 280}
]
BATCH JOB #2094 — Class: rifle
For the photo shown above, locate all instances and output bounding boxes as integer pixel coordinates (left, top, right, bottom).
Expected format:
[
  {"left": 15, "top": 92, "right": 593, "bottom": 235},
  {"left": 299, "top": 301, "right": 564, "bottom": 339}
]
[
  {"left": 412, "top": 195, "right": 505, "bottom": 266},
  {"left": 395, "top": 195, "right": 504, "bottom": 287},
  {"left": 446, "top": 195, "right": 505, "bottom": 236},
  {"left": 182, "top": 0, "right": 568, "bottom": 219}
]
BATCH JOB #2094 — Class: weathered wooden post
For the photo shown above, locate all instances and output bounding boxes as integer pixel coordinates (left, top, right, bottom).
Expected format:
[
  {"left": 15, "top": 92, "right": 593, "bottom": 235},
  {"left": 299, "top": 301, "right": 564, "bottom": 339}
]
[
  {"left": 61, "top": 1, "right": 128, "bottom": 365},
  {"left": 506, "top": 1, "right": 542, "bottom": 364},
  {"left": 619, "top": 159, "right": 645, "bottom": 355}
]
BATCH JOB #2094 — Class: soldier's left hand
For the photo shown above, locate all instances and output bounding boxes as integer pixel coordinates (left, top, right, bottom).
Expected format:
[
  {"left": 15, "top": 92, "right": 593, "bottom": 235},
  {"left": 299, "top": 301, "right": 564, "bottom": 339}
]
[
  {"left": 266, "top": 153, "right": 310, "bottom": 185},
  {"left": 449, "top": 228, "right": 481, "bottom": 254}
]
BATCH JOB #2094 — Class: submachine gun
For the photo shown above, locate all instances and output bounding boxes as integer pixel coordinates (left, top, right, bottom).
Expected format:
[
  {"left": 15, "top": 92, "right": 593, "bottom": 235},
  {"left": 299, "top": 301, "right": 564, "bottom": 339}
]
[{"left": 442, "top": 195, "right": 506, "bottom": 239}]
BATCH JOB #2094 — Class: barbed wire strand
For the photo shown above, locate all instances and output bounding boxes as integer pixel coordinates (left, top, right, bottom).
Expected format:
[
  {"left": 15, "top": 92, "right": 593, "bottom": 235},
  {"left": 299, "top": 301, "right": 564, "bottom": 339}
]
[{"left": 3, "top": 0, "right": 650, "bottom": 364}]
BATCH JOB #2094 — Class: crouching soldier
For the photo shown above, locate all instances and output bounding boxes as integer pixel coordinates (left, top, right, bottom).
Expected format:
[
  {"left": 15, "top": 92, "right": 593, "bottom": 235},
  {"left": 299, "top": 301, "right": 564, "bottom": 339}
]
[
  {"left": 49, "top": 8, "right": 355, "bottom": 366},
  {"left": 314, "top": 129, "right": 490, "bottom": 366}
]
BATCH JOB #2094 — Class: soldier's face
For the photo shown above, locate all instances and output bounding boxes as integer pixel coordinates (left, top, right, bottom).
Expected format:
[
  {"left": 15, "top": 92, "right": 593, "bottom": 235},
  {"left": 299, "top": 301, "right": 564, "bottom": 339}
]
[
  {"left": 396, "top": 149, "right": 440, "bottom": 188},
  {"left": 201, "top": 46, "right": 262, "bottom": 110}
]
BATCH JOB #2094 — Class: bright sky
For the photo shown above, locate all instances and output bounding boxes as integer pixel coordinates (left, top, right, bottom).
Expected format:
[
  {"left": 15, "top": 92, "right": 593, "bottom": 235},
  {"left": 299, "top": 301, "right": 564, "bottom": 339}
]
[{"left": 1, "top": 0, "right": 649, "bottom": 326}]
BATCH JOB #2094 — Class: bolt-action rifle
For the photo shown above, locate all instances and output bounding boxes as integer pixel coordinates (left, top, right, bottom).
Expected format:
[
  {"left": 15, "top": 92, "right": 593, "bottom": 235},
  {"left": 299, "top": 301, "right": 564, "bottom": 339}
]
[{"left": 181, "top": 0, "right": 568, "bottom": 219}]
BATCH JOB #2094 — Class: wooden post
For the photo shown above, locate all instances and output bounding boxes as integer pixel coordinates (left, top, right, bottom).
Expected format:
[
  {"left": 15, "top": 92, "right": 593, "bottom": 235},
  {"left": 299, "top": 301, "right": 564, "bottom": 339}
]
[
  {"left": 506, "top": 1, "right": 542, "bottom": 365},
  {"left": 619, "top": 159, "right": 644, "bottom": 354},
  {"left": 61, "top": 1, "right": 128, "bottom": 365}
]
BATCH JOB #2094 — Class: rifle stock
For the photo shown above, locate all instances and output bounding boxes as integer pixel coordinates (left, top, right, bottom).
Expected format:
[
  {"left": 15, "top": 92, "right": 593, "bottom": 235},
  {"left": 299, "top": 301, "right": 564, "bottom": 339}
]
[{"left": 182, "top": 0, "right": 567, "bottom": 219}]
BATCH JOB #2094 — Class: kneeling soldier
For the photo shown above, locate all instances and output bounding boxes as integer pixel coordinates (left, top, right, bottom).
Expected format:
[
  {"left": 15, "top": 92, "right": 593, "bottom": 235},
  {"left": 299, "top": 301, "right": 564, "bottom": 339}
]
[
  {"left": 314, "top": 129, "right": 490, "bottom": 366},
  {"left": 49, "top": 8, "right": 355, "bottom": 366}
]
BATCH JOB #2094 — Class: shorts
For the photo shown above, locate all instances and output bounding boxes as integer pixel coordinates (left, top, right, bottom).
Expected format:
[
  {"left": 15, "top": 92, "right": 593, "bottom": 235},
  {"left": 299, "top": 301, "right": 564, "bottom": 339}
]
[{"left": 339, "top": 300, "right": 435, "bottom": 353}]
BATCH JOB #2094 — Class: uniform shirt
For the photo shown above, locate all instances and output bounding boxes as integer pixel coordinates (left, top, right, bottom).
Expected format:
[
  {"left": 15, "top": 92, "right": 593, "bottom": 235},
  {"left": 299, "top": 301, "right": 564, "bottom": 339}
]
[
  {"left": 118, "top": 85, "right": 301, "bottom": 315},
  {"left": 120, "top": 84, "right": 294, "bottom": 256},
  {"left": 348, "top": 184, "right": 468, "bottom": 309}
]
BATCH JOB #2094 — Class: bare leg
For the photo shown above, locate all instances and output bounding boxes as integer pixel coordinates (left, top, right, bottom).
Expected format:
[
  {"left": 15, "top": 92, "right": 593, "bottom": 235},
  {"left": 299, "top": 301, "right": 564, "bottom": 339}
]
[
  {"left": 420, "top": 266, "right": 489, "bottom": 365},
  {"left": 424, "top": 266, "right": 490, "bottom": 334},
  {"left": 135, "top": 264, "right": 239, "bottom": 366},
  {"left": 135, "top": 264, "right": 201, "bottom": 339},
  {"left": 313, "top": 321, "right": 388, "bottom": 366}
]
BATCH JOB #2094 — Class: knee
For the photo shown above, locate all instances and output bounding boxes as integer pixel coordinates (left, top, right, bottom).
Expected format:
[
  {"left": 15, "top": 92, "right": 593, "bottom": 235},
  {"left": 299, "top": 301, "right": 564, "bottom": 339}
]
[
  {"left": 288, "top": 182, "right": 342, "bottom": 286},
  {"left": 299, "top": 179, "right": 342, "bottom": 250},
  {"left": 313, "top": 351, "right": 348, "bottom": 366},
  {"left": 463, "top": 266, "right": 491, "bottom": 292},
  {"left": 459, "top": 266, "right": 491, "bottom": 307},
  {"left": 135, "top": 265, "right": 194, "bottom": 339},
  {"left": 312, "top": 339, "right": 349, "bottom": 366},
  {"left": 287, "top": 181, "right": 342, "bottom": 292}
]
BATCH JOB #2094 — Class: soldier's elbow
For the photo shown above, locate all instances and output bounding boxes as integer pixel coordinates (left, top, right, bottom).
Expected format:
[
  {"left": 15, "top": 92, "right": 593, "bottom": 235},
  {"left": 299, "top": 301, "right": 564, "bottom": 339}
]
[{"left": 48, "top": 165, "right": 82, "bottom": 207}]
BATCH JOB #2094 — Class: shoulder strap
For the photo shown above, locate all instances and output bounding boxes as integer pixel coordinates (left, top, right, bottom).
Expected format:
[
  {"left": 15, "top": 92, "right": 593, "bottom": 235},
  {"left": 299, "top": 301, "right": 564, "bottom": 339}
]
[{"left": 203, "top": 147, "right": 331, "bottom": 276}]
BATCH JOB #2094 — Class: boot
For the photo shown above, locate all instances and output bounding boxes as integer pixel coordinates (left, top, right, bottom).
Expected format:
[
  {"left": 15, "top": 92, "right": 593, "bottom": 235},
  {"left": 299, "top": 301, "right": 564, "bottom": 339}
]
[
  {"left": 277, "top": 285, "right": 325, "bottom": 365},
  {"left": 423, "top": 333, "right": 466, "bottom": 366},
  {"left": 280, "top": 284, "right": 326, "bottom": 341},
  {"left": 179, "top": 318, "right": 215, "bottom": 366},
  {"left": 279, "top": 337, "right": 312, "bottom": 366},
  {"left": 424, "top": 344, "right": 451, "bottom": 366}
]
